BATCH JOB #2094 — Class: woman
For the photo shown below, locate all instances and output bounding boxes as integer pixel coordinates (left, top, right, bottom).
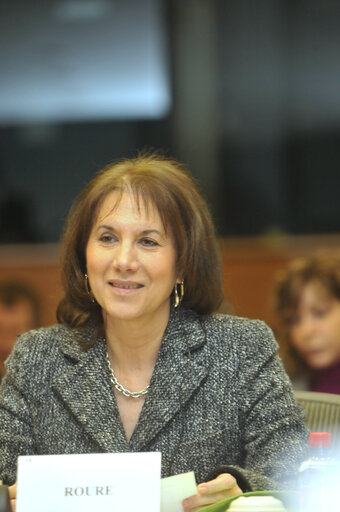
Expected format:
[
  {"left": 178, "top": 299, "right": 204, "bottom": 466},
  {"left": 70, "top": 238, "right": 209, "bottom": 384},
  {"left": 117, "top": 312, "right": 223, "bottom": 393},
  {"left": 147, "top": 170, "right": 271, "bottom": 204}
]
[
  {"left": 0, "top": 154, "right": 307, "bottom": 511},
  {"left": 274, "top": 250, "right": 340, "bottom": 394},
  {"left": 0, "top": 282, "right": 40, "bottom": 380}
]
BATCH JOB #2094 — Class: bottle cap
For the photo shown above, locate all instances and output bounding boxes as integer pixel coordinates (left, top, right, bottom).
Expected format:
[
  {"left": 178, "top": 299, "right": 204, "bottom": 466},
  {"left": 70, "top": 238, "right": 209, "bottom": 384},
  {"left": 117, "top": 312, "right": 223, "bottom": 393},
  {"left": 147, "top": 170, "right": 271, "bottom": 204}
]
[
  {"left": 309, "top": 432, "right": 332, "bottom": 448},
  {"left": 228, "top": 496, "right": 287, "bottom": 511}
]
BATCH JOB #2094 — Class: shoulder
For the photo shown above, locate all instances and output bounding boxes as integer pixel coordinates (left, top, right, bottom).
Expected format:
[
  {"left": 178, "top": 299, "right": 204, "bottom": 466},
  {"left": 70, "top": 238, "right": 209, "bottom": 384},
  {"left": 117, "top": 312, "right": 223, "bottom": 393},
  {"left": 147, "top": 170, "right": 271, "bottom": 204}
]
[
  {"left": 10, "top": 324, "right": 76, "bottom": 357},
  {"left": 12, "top": 323, "right": 71, "bottom": 346},
  {"left": 5, "top": 324, "right": 93, "bottom": 379},
  {"left": 202, "top": 313, "right": 276, "bottom": 345},
  {"left": 185, "top": 311, "right": 279, "bottom": 362}
]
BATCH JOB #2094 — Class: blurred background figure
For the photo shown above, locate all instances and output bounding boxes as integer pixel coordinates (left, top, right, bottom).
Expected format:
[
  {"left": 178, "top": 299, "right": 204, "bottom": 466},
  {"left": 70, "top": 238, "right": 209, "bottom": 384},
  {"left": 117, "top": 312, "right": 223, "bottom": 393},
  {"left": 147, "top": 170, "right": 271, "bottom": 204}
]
[
  {"left": 0, "top": 282, "right": 40, "bottom": 378},
  {"left": 274, "top": 250, "right": 340, "bottom": 394}
]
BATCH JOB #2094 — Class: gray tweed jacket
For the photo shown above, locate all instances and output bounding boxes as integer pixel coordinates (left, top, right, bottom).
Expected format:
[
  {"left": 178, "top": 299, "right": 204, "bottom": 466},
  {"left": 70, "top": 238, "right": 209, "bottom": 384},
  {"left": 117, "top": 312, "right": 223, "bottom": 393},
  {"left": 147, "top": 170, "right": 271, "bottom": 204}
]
[{"left": 0, "top": 308, "right": 308, "bottom": 489}]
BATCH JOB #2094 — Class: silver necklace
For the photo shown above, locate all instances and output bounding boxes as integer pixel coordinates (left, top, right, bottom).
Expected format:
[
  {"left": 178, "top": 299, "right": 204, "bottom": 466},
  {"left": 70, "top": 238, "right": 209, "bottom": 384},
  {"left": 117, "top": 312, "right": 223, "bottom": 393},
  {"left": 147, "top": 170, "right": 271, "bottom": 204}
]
[{"left": 106, "top": 352, "right": 150, "bottom": 399}]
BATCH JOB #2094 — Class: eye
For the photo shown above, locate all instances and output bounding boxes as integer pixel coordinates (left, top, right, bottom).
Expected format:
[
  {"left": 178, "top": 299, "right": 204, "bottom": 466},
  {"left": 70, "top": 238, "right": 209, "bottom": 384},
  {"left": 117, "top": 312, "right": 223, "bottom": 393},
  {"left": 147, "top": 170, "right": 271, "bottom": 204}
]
[
  {"left": 98, "top": 233, "right": 118, "bottom": 243},
  {"left": 288, "top": 314, "right": 300, "bottom": 326},
  {"left": 139, "top": 237, "right": 159, "bottom": 247},
  {"left": 312, "top": 307, "right": 328, "bottom": 318}
]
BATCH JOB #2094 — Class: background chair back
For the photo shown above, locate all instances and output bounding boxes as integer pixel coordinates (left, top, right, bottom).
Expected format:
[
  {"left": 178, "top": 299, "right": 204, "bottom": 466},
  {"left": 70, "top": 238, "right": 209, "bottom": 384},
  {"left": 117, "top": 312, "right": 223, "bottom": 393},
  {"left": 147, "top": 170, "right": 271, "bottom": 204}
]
[{"left": 295, "top": 390, "right": 340, "bottom": 451}]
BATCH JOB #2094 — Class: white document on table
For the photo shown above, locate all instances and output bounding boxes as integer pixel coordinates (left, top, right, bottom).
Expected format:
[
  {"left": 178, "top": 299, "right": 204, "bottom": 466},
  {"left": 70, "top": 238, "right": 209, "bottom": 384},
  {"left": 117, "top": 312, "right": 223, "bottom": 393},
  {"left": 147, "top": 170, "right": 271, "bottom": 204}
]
[{"left": 16, "top": 452, "right": 161, "bottom": 512}]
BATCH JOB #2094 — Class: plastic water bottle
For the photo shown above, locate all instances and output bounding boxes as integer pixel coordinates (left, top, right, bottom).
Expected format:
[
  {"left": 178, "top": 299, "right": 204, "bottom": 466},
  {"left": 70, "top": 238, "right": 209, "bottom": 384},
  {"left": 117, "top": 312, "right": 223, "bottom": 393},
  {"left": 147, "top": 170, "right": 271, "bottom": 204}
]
[
  {"left": 228, "top": 496, "right": 287, "bottom": 511},
  {"left": 298, "top": 432, "right": 339, "bottom": 512}
]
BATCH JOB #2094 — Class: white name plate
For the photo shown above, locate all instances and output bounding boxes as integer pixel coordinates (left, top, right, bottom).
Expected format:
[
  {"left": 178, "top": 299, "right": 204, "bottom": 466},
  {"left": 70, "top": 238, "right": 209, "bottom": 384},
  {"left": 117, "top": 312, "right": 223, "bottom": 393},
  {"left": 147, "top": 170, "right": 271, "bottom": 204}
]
[{"left": 17, "top": 452, "right": 161, "bottom": 512}]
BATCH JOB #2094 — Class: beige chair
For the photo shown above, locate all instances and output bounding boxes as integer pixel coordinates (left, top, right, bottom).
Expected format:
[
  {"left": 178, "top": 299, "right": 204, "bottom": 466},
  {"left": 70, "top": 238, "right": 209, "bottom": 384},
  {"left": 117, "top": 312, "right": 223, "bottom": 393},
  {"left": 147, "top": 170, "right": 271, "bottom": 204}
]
[{"left": 295, "top": 390, "right": 340, "bottom": 448}]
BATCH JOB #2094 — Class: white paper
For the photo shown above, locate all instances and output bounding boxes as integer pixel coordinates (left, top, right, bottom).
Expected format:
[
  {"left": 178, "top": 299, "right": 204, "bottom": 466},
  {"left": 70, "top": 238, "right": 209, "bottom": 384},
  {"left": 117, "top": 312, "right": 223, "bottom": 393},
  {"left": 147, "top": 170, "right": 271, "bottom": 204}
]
[
  {"left": 16, "top": 452, "right": 161, "bottom": 512},
  {"left": 161, "top": 471, "right": 197, "bottom": 512}
]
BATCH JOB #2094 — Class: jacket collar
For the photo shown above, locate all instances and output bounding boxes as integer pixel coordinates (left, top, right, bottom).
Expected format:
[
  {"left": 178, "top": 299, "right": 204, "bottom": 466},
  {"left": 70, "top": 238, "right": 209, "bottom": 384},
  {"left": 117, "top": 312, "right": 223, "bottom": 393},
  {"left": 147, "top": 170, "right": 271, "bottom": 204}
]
[{"left": 53, "top": 309, "right": 209, "bottom": 451}]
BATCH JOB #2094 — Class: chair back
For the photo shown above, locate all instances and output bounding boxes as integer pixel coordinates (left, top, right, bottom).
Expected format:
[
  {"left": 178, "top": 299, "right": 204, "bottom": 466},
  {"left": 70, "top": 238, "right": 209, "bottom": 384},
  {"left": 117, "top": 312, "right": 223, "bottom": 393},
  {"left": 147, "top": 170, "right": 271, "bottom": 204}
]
[{"left": 295, "top": 390, "right": 340, "bottom": 449}]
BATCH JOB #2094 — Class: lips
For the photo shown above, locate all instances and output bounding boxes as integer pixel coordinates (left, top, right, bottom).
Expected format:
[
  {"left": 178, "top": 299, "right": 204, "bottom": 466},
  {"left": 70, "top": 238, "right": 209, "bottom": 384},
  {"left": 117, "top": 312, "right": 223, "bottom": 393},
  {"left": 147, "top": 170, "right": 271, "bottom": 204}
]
[{"left": 303, "top": 348, "right": 327, "bottom": 363}]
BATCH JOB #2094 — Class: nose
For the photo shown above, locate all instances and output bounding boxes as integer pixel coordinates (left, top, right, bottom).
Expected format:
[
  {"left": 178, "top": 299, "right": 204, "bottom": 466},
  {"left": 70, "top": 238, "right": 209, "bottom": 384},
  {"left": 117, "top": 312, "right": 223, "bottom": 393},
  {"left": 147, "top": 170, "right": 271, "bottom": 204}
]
[{"left": 113, "top": 240, "right": 138, "bottom": 272}]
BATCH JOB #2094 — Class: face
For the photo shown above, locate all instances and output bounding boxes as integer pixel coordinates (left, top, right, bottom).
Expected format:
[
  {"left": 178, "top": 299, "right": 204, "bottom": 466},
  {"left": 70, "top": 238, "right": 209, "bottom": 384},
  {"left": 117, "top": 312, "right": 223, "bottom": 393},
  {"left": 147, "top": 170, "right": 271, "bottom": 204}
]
[
  {"left": 0, "top": 299, "right": 35, "bottom": 361},
  {"left": 289, "top": 282, "right": 340, "bottom": 369},
  {"left": 86, "top": 191, "right": 180, "bottom": 328}
]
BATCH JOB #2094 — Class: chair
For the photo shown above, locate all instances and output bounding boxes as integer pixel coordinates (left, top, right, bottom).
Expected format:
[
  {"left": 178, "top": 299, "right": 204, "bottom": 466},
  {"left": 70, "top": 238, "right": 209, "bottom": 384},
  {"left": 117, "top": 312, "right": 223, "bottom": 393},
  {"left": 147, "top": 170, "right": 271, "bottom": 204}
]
[{"left": 295, "top": 390, "right": 340, "bottom": 448}]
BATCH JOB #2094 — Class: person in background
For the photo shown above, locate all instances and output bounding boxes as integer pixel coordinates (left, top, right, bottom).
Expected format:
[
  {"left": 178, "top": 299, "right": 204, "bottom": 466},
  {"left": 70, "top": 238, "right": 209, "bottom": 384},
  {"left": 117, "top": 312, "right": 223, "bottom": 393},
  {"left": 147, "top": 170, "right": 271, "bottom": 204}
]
[
  {"left": 274, "top": 250, "right": 340, "bottom": 394},
  {"left": 0, "top": 282, "right": 40, "bottom": 379},
  {"left": 0, "top": 154, "right": 308, "bottom": 512}
]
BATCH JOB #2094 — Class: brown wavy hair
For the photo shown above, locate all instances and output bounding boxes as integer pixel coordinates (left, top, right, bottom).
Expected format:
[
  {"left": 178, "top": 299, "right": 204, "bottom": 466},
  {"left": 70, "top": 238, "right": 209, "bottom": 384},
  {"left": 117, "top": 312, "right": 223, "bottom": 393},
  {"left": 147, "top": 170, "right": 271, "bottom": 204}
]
[
  {"left": 274, "top": 249, "right": 340, "bottom": 377},
  {"left": 57, "top": 153, "right": 224, "bottom": 342}
]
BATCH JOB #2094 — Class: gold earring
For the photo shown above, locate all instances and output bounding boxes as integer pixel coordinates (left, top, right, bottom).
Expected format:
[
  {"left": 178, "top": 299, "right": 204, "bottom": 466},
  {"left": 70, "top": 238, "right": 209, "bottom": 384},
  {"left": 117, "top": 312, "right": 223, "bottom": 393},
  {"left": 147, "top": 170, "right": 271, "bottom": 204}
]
[
  {"left": 84, "top": 273, "right": 95, "bottom": 303},
  {"left": 174, "top": 280, "right": 184, "bottom": 308}
]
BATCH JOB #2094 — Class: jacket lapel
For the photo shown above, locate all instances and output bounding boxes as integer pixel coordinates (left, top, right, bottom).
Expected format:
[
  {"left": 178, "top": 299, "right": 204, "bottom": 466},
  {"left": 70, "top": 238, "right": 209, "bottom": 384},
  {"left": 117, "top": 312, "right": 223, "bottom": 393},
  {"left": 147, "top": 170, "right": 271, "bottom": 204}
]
[
  {"left": 52, "top": 331, "right": 130, "bottom": 453},
  {"left": 129, "top": 309, "right": 209, "bottom": 450}
]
